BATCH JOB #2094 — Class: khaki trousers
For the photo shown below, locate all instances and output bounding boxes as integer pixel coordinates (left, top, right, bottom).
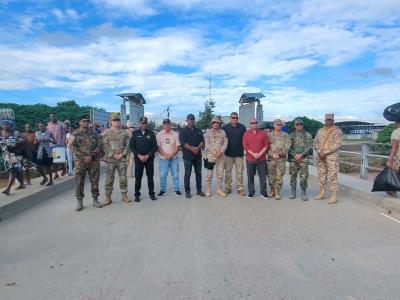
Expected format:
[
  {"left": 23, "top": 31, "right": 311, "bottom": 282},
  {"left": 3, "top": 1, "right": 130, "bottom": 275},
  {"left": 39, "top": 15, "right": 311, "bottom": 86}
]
[{"left": 224, "top": 156, "right": 244, "bottom": 191}]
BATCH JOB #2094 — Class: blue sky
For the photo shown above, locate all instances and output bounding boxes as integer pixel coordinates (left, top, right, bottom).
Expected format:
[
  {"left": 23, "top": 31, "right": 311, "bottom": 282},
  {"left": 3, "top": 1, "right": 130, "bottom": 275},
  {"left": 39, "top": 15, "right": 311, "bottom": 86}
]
[{"left": 0, "top": 0, "right": 400, "bottom": 124}]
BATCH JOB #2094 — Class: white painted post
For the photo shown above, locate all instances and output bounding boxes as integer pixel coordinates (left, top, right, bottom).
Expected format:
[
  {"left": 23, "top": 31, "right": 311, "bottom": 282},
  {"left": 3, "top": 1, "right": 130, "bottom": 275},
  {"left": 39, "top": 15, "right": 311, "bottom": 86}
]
[{"left": 361, "top": 143, "right": 369, "bottom": 180}]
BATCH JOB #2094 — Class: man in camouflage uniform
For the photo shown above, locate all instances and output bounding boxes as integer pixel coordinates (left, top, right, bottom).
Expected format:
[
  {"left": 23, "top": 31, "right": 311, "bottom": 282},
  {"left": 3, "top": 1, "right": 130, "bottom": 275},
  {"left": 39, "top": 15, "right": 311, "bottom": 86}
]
[
  {"left": 267, "top": 119, "right": 291, "bottom": 200},
  {"left": 69, "top": 115, "right": 103, "bottom": 211},
  {"left": 102, "top": 116, "right": 131, "bottom": 205},
  {"left": 204, "top": 116, "right": 228, "bottom": 197},
  {"left": 288, "top": 118, "right": 313, "bottom": 201},
  {"left": 314, "top": 113, "right": 343, "bottom": 204},
  {"left": 126, "top": 121, "right": 135, "bottom": 178}
]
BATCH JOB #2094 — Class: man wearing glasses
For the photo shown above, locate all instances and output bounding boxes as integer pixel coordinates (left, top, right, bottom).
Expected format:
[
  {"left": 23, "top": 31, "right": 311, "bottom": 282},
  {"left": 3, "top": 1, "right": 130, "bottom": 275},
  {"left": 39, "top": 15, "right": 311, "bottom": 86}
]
[
  {"left": 69, "top": 115, "right": 103, "bottom": 211},
  {"left": 222, "top": 112, "right": 247, "bottom": 196},
  {"left": 314, "top": 114, "right": 343, "bottom": 204},
  {"left": 101, "top": 115, "right": 131, "bottom": 205},
  {"left": 242, "top": 117, "right": 269, "bottom": 198},
  {"left": 129, "top": 116, "right": 157, "bottom": 202},
  {"left": 179, "top": 114, "right": 206, "bottom": 199},
  {"left": 267, "top": 119, "right": 291, "bottom": 200},
  {"left": 288, "top": 118, "right": 313, "bottom": 201}
]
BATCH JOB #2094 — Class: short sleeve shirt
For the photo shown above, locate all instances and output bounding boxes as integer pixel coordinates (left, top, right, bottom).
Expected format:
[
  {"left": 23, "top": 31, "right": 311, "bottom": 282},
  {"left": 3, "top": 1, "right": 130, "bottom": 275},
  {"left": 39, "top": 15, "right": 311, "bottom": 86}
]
[{"left": 156, "top": 130, "right": 180, "bottom": 159}]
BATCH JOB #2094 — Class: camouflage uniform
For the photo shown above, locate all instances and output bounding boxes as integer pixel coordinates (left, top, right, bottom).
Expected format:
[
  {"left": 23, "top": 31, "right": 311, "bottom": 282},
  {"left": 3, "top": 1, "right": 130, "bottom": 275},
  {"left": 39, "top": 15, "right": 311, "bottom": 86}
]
[
  {"left": 102, "top": 128, "right": 130, "bottom": 196},
  {"left": 204, "top": 127, "right": 228, "bottom": 196},
  {"left": 314, "top": 125, "right": 343, "bottom": 192},
  {"left": 267, "top": 131, "right": 291, "bottom": 192},
  {"left": 288, "top": 131, "right": 313, "bottom": 190},
  {"left": 126, "top": 126, "right": 135, "bottom": 178},
  {"left": 69, "top": 128, "right": 102, "bottom": 200}
]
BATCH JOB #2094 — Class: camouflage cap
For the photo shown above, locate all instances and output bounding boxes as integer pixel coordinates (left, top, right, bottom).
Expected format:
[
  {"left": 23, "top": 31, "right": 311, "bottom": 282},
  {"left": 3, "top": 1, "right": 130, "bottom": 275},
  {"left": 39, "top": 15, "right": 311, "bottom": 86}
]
[
  {"left": 273, "top": 119, "right": 283, "bottom": 125},
  {"left": 210, "top": 116, "right": 222, "bottom": 125},
  {"left": 325, "top": 113, "right": 334, "bottom": 120},
  {"left": 294, "top": 118, "right": 303, "bottom": 124}
]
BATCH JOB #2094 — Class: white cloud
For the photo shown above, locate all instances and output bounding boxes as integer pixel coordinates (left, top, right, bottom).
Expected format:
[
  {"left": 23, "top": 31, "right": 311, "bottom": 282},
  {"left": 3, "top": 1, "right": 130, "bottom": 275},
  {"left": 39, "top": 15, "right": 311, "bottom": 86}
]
[{"left": 52, "top": 8, "right": 81, "bottom": 22}]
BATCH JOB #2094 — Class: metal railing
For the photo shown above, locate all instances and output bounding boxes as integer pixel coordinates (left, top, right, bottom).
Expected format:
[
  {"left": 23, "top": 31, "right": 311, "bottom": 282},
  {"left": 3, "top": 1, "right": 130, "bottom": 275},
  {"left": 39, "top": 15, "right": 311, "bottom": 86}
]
[{"left": 313, "top": 142, "right": 390, "bottom": 180}]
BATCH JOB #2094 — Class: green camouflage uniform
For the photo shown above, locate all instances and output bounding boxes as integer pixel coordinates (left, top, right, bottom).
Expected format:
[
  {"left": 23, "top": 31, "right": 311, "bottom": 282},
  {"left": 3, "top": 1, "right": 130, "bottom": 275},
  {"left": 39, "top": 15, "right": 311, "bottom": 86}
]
[
  {"left": 69, "top": 128, "right": 103, "bottom": 200},
  {"left": 267, "top": 131, "right": 291, "bottom": 191},
  {"left": 102, "top": 128, "right": 130, "bottom": 196},
  {"left": 288, "top": 131, "right": 313, "bottom": 190},
  {"left": 204, "top": 128, "right": 228, "bottom": 189}
]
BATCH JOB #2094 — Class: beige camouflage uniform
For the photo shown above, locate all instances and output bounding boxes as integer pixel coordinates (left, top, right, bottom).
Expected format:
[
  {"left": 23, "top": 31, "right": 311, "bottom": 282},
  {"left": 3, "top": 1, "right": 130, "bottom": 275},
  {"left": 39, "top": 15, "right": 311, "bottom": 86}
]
[
  {"left": 102, "top": 128, "right": 130, "bottom": 196},
  {"left": 268, "top": 131, "right": 291, "bottom": 193},
  {"left": 314, "top": 125, "right": 343, "bottom": 192},
  {"left": 204, "top": 125, "right": 228, "bottom": 196}
]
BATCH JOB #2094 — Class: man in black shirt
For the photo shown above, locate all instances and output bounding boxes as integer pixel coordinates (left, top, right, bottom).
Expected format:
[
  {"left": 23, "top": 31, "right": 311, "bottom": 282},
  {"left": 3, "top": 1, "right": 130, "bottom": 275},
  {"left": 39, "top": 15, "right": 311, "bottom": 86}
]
[
  {"left": 129, "top": 116, "right": 157, "bottom": 202},
  {"left": 179, "top": 114, "right": 206, "bottom": 199},
  {"left": 222, "top": 112, "right": 247, "bottom": 196}
]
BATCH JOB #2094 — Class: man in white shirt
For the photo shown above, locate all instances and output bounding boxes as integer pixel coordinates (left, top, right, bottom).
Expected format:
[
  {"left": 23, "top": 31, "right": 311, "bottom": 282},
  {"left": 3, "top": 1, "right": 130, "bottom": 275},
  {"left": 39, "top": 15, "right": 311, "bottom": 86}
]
[{"left": 156, "top": 119, "right": 181, "bottom": 197}]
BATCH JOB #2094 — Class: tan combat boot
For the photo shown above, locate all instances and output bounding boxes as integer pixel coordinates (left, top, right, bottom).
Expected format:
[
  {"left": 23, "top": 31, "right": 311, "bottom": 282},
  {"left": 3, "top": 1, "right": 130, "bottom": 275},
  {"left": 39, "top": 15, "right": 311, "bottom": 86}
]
[
  {"left": 217, "top": 186, "right": 227, "bottom": 197},
  {"left": 224, "top": 187, "right": 232, "bottom": 195},
  {"left": 268, "top": 186, "right": 275, "bottom": 198},
  {"left": 238, "top": 190, "right": 246, "bottom": 197},
  {"left": 205, "top": 183, "right": 212, "bottom": 197},
  {"left": 328, "top": 192, "right": 337, "bottom": 204},
  {"left": 314, "top": 189, "right": 325, "bottom": 200},
  {"left": 103, "top": 195, "right": 112, "bottom": 206},
  {"left": 274, "top": 188, "right": 281, "bottom": 200},
  {"left": 122, "top": 192, "right": 131, "bottom": 203}
]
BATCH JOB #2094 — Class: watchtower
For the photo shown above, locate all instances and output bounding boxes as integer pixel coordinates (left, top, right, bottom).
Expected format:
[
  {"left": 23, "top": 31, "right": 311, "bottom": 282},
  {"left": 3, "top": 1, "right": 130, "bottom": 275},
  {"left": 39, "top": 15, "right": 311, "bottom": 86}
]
[
  {"left": 117, "top": 93, "right": 146, "bottom": 127},
  {"left": 238, "top": 93, "right": 265, "bottom": 128}
]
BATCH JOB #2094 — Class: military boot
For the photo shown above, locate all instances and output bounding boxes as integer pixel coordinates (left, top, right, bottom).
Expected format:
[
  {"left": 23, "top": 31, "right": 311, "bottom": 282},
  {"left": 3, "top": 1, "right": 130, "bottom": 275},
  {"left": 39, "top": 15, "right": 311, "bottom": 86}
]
[
  {"left": 289, "top": 187, "right": 296, "bottom": 199},
  {"left": 268, "top": 186, "right": 275, "bottom": 198},
  {"left": 275, "top": 188, "right": 281, "bottom": 200},
  {"left": 224, "top": 187, "right": 232, "bottom": 195},
  {"left": 205, "top": 183, "right": 212, "bottom": 197},
  {"left": 301, "top": 189, "right": 308, "bottom": 201},
  {"left": 314, "top": 189, "right": 325, "bottom": 200},
  {"left": 122, "top": 192, "right": 131, "bottom": 203},
  {"left": 103, "top": 195, "right": 112, "bottom": 206},
  {"left": 217, "top": 186, "right": 227, "bottom": 197},
  {"left": 75, "top": 199, "right": 83, "bottom": 211},
  {"left": 328, "top": 192, "right": 337, "bottom": 204},
  {"left": 93, "top": 197, "right": 103, "bottom": 208}
]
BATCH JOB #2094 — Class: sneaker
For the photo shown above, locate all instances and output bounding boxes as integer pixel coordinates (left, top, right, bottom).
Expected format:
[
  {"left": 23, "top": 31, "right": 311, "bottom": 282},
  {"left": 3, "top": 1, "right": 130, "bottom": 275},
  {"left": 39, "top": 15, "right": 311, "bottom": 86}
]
[
  {"left": 197, "top": 191, "right": 206, "bottom": 197},
  {"left": 150, "top": 194, "right": 157, "bottom": 201},
  {"left": 261, "top": 193, "right": 268, "bottom": 198},
  {"left": 134, "top": 196, "right": 141, "bottom": 202},
  {"left": 158, "top": 191, "right": 166, "bottom": 197},
  {"left": 185, "top": 192, "right": 192, "bottom": 199},
  {"left": 247, "top": 193, "right": 255, "bottom": 198},
  {"left": 174, "top": 191, "right": 182, "bottom": 196}
]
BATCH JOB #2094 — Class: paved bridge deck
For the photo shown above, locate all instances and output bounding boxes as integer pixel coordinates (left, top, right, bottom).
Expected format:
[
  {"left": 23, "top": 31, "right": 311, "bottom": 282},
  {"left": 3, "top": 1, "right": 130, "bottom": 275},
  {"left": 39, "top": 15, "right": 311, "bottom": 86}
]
[{"left": 1, "top": 158, "right": 400, "bottom": 299}]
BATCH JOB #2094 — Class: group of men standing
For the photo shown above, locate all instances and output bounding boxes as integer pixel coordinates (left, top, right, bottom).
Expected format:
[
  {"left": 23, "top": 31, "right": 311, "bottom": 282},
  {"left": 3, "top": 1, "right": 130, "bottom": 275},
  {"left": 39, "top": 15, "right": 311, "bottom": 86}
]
[{"left": 68, "top": 111, "right": 342, "bottom": 211}]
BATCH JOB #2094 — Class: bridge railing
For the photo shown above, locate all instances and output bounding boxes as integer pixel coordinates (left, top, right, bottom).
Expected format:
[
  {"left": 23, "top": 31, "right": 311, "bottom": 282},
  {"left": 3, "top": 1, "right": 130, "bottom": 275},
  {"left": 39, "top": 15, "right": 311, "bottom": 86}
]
[{"left": 312, "top": 142, "right": 391, "bottom": 180}]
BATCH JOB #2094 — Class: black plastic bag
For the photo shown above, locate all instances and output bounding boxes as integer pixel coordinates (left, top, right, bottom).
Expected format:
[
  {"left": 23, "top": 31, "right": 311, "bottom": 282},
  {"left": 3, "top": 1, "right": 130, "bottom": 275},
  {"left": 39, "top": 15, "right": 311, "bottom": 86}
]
[
  {"left": 203, "top": 158, "right": 215, "bottom": 170},
  {"left": 372, "top": 167, "right": 400, "bottom": 192},
  {"left": 383, "top": 102, "right": 400, "bottom": 122}
]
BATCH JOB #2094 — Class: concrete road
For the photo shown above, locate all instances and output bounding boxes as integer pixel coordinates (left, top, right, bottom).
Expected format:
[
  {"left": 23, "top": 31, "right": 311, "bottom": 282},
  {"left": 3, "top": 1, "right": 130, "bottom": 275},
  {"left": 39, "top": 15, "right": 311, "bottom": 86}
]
[{"left": 1, "top": 158, "right": 400, "bottom": 300}]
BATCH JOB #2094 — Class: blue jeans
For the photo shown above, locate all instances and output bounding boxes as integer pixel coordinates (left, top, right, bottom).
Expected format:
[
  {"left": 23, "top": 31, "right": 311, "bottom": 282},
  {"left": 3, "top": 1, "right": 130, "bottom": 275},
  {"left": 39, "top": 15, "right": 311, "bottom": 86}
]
[
  {"left": 183, "top": 159, "right": 202, "bottom": 193},
  {"left": 159, "top": 157, "right": 180, "bottom": 192}
]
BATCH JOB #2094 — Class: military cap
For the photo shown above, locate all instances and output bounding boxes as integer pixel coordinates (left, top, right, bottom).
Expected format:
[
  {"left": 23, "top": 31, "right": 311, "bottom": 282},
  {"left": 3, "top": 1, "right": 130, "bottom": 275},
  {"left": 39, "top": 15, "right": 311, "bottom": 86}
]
[
  {"left": 294, "top": 118, "right": 303, "bottom": 124},
  {"left": 139, "top": 116, "right": 148, "bottom": 123},
  {"left": 325, "top": 113, "right": 334, "bottom": 120},
  {"left": 210, "top": 116, "right": 222, "bottom": 125},
  {"left": 273, "top": 119, "right": 283, "bottom": 125},
  {"left": 163, "top": 118, "right": 171, "bottom": 124}
]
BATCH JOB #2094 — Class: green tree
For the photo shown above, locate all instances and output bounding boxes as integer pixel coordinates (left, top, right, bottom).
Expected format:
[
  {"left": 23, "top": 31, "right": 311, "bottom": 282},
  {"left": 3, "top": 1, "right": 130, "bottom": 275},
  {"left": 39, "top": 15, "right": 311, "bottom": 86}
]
[
  {"left": 148, "top": 120, "right": 157, "bottom": 131},
  {"left": 286, "top": 116, "right": 323, "bottom": 138},
  {"left": 377, "top": 124, "right": 394, "bottom": 143},
  {"left": 197, "top": 99, "right": 216, "bottom": 129}
]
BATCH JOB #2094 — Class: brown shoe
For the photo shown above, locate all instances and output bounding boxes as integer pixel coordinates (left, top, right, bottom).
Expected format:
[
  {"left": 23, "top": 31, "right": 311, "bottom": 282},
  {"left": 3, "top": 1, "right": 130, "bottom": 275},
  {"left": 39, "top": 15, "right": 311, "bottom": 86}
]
[
  {"left": 238, "top": 190, "right": 246, "bottom": 197},
  {"left": 122, "top": 192, "right": 131, "bottom": 203},
  {"left": 224, "top": 188, "right": 232, "bottom": 195},
  {"left": 104, "top": 195, "right": 112, "bottom": 206}
]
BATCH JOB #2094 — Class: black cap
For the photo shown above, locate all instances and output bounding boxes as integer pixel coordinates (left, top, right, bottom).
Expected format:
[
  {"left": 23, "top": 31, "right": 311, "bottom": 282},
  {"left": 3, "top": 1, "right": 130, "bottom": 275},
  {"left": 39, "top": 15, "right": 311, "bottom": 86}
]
[
  {"left": 79, "top": 115, "right": 90, "bottom": 121},
  {"left": 139, "top": 116, "right": 148, "bottom": 123},
  {"left": 186, "top": 114, "right": 195, "bottom": 120},
  {"left": 163, "top": 118, "right": 171, "bottom": 124}
]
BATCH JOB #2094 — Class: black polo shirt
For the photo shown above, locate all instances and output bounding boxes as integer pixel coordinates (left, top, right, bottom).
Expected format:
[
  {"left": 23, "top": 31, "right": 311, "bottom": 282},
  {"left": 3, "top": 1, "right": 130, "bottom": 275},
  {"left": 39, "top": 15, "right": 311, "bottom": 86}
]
[
  {"left": 179, "top": 126, "right": 204, "bottom": 160},
  {"left": 223, "top": 122, "right": 247, "bottom": 157},
  {"left": 129, "top": 129, "right": 157, "bottom": 158}
]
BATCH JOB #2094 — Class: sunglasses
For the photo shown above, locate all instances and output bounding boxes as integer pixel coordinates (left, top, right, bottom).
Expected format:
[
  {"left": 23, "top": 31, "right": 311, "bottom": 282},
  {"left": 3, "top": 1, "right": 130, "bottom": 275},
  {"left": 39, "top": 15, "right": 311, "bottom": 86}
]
[
  {"left": 141, "top": 122, "right": 148, "bottom": 125},
  {"left": 325, "top": 119, "right": 333, "bottom": 121},
  {"left": 275, "top": 124, "right": 283, "bottom": 126},
  {"left": 112, "top": 119, "right": 120, "bottom": 122},
  {"left": 231, "top": 117, "right": 239, "bottom": 119},
  {"left": 250, "top": 122, "right": 258, "bottom": 124},
  {"left": 81, "top": 120, "right": 90, "bottom": 123},
  {"left": 188, "top": 118, "right": 195, "bottom": 121},
  {"left": 295, "top": 123, "right": 303, "bottom": 126}
]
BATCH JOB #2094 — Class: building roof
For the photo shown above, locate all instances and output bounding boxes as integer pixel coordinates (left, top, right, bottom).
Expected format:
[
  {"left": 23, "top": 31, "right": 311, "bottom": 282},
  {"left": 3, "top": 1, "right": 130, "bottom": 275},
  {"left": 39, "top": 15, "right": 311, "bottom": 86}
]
[
  {"left": 117, "top": 93, "right": 146, "bottom": 104},
  {"left": 239, "top": 93, "right": 265, "bottom": 103}
]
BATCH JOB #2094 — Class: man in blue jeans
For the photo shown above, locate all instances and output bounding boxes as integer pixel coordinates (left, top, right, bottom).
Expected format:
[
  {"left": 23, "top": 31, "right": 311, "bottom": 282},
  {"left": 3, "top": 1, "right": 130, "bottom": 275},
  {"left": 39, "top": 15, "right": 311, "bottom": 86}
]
[
  {"left": 156, "top": 119, "right": 181, "bottom": 197},
  {"left": 179, "top": 114, "right": 206, "bottom": 199}
]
